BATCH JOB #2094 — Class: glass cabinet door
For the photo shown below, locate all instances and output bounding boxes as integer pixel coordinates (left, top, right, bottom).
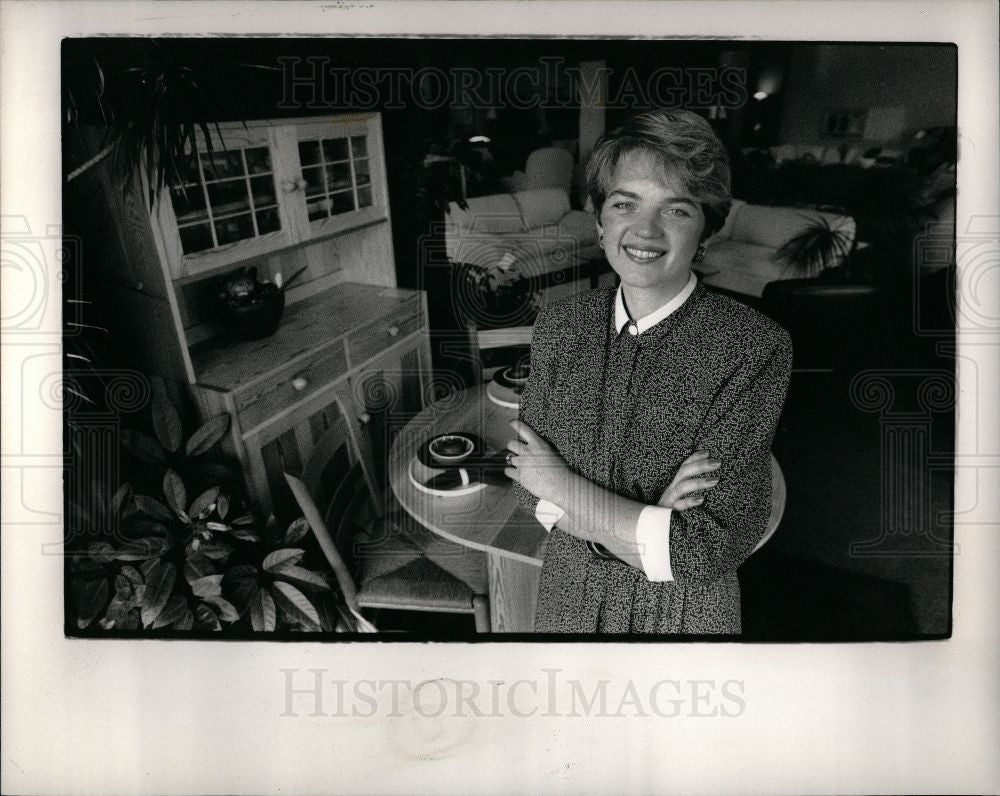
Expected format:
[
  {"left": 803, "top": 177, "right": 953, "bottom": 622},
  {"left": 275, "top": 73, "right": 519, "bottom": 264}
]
[
  {"left": 156, "top": 125, "right": 297, "bottom": 279},
  {"left": 286, "top": 116, "right": 388, "bottom": 242}
]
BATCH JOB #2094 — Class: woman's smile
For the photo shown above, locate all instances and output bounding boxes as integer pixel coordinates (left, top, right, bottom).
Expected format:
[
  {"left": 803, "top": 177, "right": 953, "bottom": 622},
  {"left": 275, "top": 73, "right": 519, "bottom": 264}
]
[{"left": 621, "top": 243, "right": 667, "bottom": 263}]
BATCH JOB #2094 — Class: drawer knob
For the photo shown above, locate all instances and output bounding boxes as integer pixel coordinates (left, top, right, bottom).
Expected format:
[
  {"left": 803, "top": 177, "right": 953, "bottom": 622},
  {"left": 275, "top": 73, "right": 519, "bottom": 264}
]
[
  {"left": 281, "top": 178, "right": 297, "bottom": 193},
  {"left": 292, "top": 377, "right": 308, "bottom": 391},
  {"left": 387, "top": 325, "right": 400, "bottom": 337},
  {"left": 358, "top": 412, "right": 371, "bottom": 425}
]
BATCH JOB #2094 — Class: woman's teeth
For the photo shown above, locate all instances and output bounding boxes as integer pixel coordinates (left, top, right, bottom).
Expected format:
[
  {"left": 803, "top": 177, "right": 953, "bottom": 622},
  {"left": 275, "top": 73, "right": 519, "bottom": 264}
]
[{"left": 624, "top": 246, "right": 664, "bottom": 261}]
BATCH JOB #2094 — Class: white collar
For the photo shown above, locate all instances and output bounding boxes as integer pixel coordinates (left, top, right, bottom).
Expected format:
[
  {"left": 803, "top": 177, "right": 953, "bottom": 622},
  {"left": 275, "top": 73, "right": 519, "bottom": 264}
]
[{"left": 614, "top": 273, "right": 697, "bottom": 335}]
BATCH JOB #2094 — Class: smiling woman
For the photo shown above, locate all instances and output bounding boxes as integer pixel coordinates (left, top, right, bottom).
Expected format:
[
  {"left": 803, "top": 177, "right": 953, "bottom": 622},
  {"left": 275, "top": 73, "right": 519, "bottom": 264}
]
[{"left": 506, "top": 109, "right": 793, "bottom": 635}]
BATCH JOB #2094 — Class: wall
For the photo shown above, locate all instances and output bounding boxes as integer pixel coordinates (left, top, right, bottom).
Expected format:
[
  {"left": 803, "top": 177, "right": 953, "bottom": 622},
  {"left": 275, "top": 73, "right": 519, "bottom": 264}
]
[{"left": 779, "top": 44, "right": 956, "bottom": 147}]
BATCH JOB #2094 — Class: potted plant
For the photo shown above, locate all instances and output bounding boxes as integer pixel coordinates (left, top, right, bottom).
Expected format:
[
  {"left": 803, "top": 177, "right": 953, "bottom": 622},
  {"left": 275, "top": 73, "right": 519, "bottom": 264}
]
[
  {"left": 775, "top": 213, "right": 856, "bottom": 278},
  {"left": 68, "top": 391, "right": 375, "bottom": 634}
]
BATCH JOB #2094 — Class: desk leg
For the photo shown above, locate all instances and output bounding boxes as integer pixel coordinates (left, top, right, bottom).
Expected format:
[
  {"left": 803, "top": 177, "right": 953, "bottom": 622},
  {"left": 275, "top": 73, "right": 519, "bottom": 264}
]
[{"left": 487, "top": 554, "right": 541, "bottom": 632}]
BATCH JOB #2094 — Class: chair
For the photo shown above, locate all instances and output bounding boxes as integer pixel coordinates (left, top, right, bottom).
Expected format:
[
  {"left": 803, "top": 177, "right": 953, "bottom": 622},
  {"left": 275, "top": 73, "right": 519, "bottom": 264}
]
[
  {"left": 465, "top": 323, "right": 534, "bottom": 383},
  {"left": 283, "top": 390, "right": 491, "bottom": 632},
  {"left": 760, "top": 277, "right": 881, "bottom": 372},
  {"left": 753, "top": 453, "right": 787, "bottom": 554},
  {"left": 507, "top": 147, "right": 574, "bottom": 195}
]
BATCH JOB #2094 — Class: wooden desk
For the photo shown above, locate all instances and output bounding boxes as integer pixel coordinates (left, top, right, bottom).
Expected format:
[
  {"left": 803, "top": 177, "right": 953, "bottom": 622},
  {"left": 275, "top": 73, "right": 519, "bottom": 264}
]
[{"left": 387, "top": 385, "right": 548, "bottom": 632}]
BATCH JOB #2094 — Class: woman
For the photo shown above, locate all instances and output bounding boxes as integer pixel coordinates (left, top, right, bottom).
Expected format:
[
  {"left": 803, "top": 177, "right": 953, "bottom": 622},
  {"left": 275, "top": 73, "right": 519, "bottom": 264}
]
[{"left": 505, "top": 109, "right": 792, "bottom": 634}]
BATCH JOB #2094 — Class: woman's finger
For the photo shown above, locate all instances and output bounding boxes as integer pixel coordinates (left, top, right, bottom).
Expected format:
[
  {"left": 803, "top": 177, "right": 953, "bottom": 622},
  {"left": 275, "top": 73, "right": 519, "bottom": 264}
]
[
  {"left": 674, "top": 457, "right": 721, "bottom": 482},
  {"left": 673, "top": 494, "right": 706, "bottom": 511},
  {"left": 505, "top": 438, "right": 527, "bottom": 456},
  {"left": 509, "top": 419, "right": 540, "bottom": 444},
  {"left": 681, "top": 450, "right": 711, "bottom": 464},
  {"left": 670, "top": 476, "right": 720, "bottom": 499}
]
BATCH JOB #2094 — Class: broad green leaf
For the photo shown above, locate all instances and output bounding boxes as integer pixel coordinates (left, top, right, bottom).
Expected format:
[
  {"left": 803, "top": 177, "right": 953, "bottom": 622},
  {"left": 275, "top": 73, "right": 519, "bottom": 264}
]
[
  {"left": 276, "top": 566, "right": 331, "bottom": 591},
  {"left": 75, "top": 578, "right": 109, "bottom": 629},
  {"left": 205, "top": 521, "right": 229, "bottom": 532},
  {"left": 140, "top": 561, "right": 176, "bottom": 628},
  {"left": 194, "top": 603, "right": 221, "bottom": 631},
  {"left": 249, "top": 587, "right": 276, "bottom": 632},
  {"left": 104, "top": 592, "right": 128, "bottom": 625},
  {"left": 87, "top": 541, "right": 116, "bottom": 563},
  {"left": 271, "top": 581, "right": 320, "bottom": 631},
  {"left": 139, "top": 558, "right": 159, "bottom": 578},
  {"left": 191, "top": 574, "right": 224, "bottom": 599},
  {"left": 184, "top": 553, "right": 215, "bottom": 584},
  {"left": 225, "top": 564, "right": 258, "bottom": 581},
  {"left": 134, "top": 494, "right": 174, "bottom": 523},
  {"left": 231, "top": 528, "right": 261, "bottom": 542},
  {"left": 198, "top": 541, "right": 232, "bottom": 561},
  {"left": 262, "top": 548, "right": 305, "bottom": 574},
  {"left": 188, "top": 486, "right": 220, "bottom": 520},
  {"left": 121, "top": 429, "right": 166, "bottom": 464},
  {"left": 110, "top": 483, "right": 133, "bottom": 517},
  {"left": 284, "top": 517, "right": 310, "bottom": 544},
  {"left": 184, "top": 414, "right": 230, "bottom": 457},
  {"left": 216, "top": 493, "right": 230, "bottom": 521},
  {"left": 187, "top": 460, "right": 237, "bottom": 485},
  {"left": 152, "top": 595, "right": 188, "bottom": 629},
  {"left": 231, "top": 514, "right": 255, "bottom": 526},
  {"left": 173, "top": 610, "right": 194, "bottom": 631},
  {"left": 119, "top": 609, "right": 141, "bottom": 630},
  {"left": 120, "top": 565, "right": 144, "bottom": 588},
  {"left": 205, "top": 596, "right": 240, "bottom": 622},
  {"left": 162, "top": 470, "right": 187, "bottom": 518},
  {"left": 115, "top": 536, "right": 170, "bottom": 561},
  {"left": 151, "top": 391, "right": 183, "bottom": 452}
]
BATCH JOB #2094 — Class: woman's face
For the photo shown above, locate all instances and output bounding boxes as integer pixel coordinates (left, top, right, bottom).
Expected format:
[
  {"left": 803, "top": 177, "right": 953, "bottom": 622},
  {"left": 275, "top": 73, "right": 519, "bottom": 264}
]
[{"left": 597, "top": 150, "right": 706, "bottom": 303}]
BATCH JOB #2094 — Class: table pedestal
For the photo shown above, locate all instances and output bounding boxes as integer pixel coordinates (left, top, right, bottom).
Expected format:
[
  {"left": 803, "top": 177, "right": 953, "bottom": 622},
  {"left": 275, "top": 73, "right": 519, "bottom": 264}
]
[{"left": 487, "top": 555, "right": 542, "bottom": 632}]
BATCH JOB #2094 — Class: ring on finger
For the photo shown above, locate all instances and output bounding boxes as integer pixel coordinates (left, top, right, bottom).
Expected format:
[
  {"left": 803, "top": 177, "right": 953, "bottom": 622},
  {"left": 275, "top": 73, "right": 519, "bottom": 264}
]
[{"left": 505, "top": 451, "right": 515, "bottom": 467}]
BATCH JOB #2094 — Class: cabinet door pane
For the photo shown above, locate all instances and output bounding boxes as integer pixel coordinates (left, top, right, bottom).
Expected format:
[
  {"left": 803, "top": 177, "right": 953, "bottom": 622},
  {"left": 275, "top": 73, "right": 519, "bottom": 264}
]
[{"left": 169, "top": 140, "right": 285, "bottom": 259}]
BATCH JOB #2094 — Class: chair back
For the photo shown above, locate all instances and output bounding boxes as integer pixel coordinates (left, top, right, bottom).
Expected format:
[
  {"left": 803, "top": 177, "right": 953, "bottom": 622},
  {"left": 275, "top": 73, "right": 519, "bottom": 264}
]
[
  {"left": 760, "top": 278, "right": 881, "bottom": 371},
  {"left": 465, "top": 323, "right": 534, "bottom": 380},
  {"left": 523, "top": 147, "right": 574, "bottom": 194},
  {"left": 753, "top": 453, "right": 787, "bottom": 554}
]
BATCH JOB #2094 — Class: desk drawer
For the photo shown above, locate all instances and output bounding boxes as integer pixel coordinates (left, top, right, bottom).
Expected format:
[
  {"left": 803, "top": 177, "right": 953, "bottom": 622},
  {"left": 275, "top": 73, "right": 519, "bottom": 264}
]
[
  {"left": 234, "top": 344, "right": 348, "bottom": 432},
  {"left": 347, "top": 298, "right": 422, "bottom": 364}
]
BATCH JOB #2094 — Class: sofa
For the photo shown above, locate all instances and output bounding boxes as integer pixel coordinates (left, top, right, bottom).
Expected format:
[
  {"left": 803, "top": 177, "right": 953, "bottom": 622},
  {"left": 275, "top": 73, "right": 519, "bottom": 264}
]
[
  {"left": 699, "top": 200, "right": 857, "bottom": 298},
  {"left": 444, "top": 188, "right": 601, "bottom": 276}
]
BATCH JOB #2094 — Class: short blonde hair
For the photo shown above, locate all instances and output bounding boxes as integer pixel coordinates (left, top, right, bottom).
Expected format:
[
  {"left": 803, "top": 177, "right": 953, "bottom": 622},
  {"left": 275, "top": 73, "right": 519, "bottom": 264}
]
[{"left": 587, "top": 109, "right": 732, "bottom": 240}]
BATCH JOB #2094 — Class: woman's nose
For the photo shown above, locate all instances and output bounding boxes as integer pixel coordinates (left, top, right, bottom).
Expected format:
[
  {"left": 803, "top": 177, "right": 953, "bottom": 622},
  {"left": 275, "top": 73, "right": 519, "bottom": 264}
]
[{"left": 630, "top": 209, "right": 664, "bottom": 238}]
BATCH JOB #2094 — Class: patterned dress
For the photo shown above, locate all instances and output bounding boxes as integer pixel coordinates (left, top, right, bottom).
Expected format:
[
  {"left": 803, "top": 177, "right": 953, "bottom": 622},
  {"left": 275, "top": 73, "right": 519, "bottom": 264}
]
[{"left": 513, "top": 281, "right": 792, "bottom": 634}]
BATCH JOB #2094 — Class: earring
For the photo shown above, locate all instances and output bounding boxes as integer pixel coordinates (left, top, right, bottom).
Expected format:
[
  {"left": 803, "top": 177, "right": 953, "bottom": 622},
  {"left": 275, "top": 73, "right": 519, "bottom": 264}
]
[
  {"left": 693, "top": 245, "right": 706, "bottom": 264},
  {"left": 598, "top": 233, "right": 605, "bottom": 245}
]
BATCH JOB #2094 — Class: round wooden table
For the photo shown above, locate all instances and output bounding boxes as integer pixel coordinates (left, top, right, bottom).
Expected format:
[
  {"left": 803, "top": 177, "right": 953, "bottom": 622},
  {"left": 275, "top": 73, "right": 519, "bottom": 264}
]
[
  {"left": 387, "top": 384, "right": 548, "bottom": 631},
  {"left": 388, "top": 384, "right": 787, "bottom": 631}
]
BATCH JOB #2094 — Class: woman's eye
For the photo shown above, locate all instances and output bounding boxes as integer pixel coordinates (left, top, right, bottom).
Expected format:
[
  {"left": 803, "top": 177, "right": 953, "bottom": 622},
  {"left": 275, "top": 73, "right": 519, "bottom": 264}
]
[
  {"left": 664, "top": 207, "right": 691, "bottom": 218},
  {"left": 611, "top": 201, "right": 633, "bottom": 210}
]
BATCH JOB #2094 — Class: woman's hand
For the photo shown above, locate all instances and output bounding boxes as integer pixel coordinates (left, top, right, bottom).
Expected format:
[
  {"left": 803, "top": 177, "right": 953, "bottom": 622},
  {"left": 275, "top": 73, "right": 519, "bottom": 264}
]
[
  {"left": 657, "top": 451, "right": 721, "bottom": 510},
  {"left": 505, "top": 419, "right": 572, "bottom": 507}
]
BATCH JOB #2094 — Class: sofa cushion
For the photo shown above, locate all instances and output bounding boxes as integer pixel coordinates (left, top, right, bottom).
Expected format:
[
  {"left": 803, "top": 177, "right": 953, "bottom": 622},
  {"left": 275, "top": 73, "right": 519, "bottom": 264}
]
[
  {"left": 706, "top": 198, "right": 747, "bottom": 243},
  {"left": 731, "top": 204, "right": 855, "bottom": 253},
  {"left": 700, "top": 239, "right": 804, "bottom": 298},
  {"left": 448, "top": 194, "right": 525, "bottom": 234},
  {"left": 513, "top": 188, "right": 571, "bottom": 229}
]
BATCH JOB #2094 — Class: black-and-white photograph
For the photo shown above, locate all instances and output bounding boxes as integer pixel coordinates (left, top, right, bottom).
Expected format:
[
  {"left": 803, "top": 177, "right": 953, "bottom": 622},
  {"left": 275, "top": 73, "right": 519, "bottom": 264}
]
[
  {"left": 61, "top": 37, "right": 957, "bottom": 640},
  {"left": 3, "top": 2, "right": 998, "bottom": 794}
]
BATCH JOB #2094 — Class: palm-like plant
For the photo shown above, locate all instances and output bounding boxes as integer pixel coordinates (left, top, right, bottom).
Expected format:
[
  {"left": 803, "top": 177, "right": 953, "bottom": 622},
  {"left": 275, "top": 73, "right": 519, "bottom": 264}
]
[{"left": 775, "top": 214, "right": 855, "bottom": 277}]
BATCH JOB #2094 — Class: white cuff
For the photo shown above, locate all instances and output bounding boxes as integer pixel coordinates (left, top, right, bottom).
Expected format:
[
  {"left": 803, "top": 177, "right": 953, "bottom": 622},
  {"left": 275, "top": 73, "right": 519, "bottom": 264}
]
[
  {"left": 534, "top": 499, "right": 565, "bottom": 532},
  {"left": 635, "top": 506, "right": 674, "bottom": 581}
]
